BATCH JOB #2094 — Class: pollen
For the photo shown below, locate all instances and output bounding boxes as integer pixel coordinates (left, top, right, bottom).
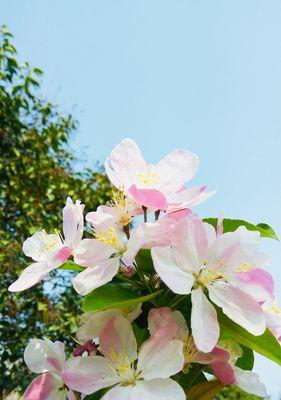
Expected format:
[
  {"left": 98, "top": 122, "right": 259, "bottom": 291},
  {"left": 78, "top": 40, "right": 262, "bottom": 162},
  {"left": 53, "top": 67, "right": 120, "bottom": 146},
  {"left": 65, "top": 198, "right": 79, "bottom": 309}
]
[
  {"left": 109, "top": 189, "right": 133, "bottom": 226},
  {"left": 137, "top": 166, "right": 159, "bottom": 187},
  {"left": 95, "top": 226, "right": 118, "bottom": 247}
]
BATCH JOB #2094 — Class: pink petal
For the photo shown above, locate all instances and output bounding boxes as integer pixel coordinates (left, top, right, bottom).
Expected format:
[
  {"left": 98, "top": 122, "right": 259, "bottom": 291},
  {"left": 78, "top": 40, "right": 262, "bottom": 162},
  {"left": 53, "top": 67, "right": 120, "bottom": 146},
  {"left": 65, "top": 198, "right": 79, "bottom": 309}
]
[
  {"left": 128, "top": 184, "right": 168, "bottom": 210},
  {"left": 73, "top": 238, "right": 113, "bottom": 268},
  {"left": 99, "top": 315, "right": 137, "bottom": 361},
  {"left": 55, "top": 246, "right": 72, "bottom": 263},
  {"left": 24, "top": 373, "right": 64, "bottom": 400},
  {"left": 236, "top": 268, "right": 274, "bottom": 302},
  {"left": 24, "top": 339, "right": 66, "bottom": 374},
  {"left": 211, "top": 361, "right": 235, "bottom": 385}
]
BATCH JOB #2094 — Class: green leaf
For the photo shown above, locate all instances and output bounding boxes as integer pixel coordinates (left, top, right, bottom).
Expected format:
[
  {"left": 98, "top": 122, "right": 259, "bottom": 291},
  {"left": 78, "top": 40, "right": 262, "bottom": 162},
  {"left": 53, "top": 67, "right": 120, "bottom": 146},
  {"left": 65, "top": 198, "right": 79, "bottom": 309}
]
[
  {"left": 218, "top": 311, "right": 281, "bottom": 365},
  {"left": 132, "top": 324, "right": 149, "bottom": 347},
  {"left": 186, "top": 380, "right": 224, "bottom": 400},
  {"left": 83, "top": 283, "right": 162, "bottom": 312},
  {"left": 179, "top": 365, "right": 207, "bottom": 390},
  {"left": 83, "top": 389, "right": 107, "bottom": 400},
  {"left": 204, "top": 218, "right": 279, "bottom": 240},
  {"left": 135, "top": 249, "right": 154, "bottom": 274},
  {"left": 235, "top": 344, "right": 254, "bottom": 371},
  {"left": 59, "top": 260, "right": 85, "bottom": 272}
]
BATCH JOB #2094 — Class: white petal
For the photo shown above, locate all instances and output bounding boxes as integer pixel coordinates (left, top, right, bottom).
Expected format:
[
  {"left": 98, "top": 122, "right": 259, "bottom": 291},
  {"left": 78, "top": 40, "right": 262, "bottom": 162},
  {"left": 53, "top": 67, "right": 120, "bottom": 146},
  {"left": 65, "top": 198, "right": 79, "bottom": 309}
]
[
  {"left": 233, "top": 366, "right": 267, "bottom": 397},
  {"left": 23, "top": 231, "right": 62, "bottom": 262},
  {"left": 73, "top": 238, "right": 112, "bottom": 267},
  {"left": 156, "top": 148, "right": 199, "bottom": 193},
  {"left": 191, "top": 287, "right": 220, "bottom": 352},
  {"left": 8, "top": 262, "right": 59, "bottom": 292},
  {"left": 24, "top": 338, "right": 66, "bottom": 373},
  {"left": 63, "top": 197, "right": 84, "bottom": 249},
  {"left": 208, "top": 285, "right": 266, "bottom": 335},
  {"left": 137, "top": 339, "right": 184, "bottom": 380},
  {"left": 131, "top": 378, "right": 186, "bottom": 400},
  {"left": 63, "top": 356, "right": 119, "bottom": 395},
  {"left": 101, "top": 386, "right": 132, "bottom": 400},
  {"left": 72, "top": 257, "right": 120, "bottom": 296},
  {"left": 152, "top": 247, "right": 194, "bottom": 294}
]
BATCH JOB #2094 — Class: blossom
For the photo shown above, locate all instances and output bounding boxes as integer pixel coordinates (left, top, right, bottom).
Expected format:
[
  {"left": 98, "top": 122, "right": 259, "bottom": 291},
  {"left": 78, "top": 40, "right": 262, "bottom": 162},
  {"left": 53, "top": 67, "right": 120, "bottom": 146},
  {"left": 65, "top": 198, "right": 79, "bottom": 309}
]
[
  {"left": 72, "top": 205, "right": 175, "bottom": 295},
  {"left": 9, "top": 197, "right": 85, "bottom": 292},
  {"left": 105, "top": 138, "right": 213, "bottom": 213},
  {"left": 152, "top": 216, "right": 271, "bottom": 352},
  {"left": 148, "top": 307, "right": 267, "bottom": 398},
  {"left": 63, "top": 315, "right": 185, "bottom": 399},
  {"left": 23, "top": 339, "right": 75, "bottom": 400},
  {"left": 76, "top": 304, "right": 142, "bottom": 342},
  {"left": 262, "top": 298, "right": 281, "bottom": 341}
]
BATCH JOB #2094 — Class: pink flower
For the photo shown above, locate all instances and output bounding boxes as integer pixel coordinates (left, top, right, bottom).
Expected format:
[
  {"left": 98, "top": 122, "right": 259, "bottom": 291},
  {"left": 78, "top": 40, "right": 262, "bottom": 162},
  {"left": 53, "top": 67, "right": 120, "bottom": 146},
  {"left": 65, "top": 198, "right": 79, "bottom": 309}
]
[
  {"left": 63, "top": 315, "right": 185, "bottom": 400},
  {"left": 152, "top": 216, "right": 271, "bottom": 352},
  {"left": 23, "top": 339, "right": 75, "bottom": 400},
  {"left": 262, "top": 298, "right": 281, "bottom": 341},
  {"left": 105, "top": 138, "right": 213, "bottom": 213},
  {"left": 148, "top": 307, "right": 267, "bottom": 398},
  {"left": 9, "top": 197, "right": 85, "bottom": 292},
  {"left": 72, "top": 206, "right": 175, "bottom": 295}
]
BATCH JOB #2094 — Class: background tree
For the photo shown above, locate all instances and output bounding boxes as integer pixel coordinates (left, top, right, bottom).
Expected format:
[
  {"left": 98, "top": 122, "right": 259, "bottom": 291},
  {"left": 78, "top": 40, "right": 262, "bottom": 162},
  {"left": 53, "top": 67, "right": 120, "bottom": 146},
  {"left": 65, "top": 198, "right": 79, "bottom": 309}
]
[
  {"left": 214, "top": 385, "right": 262, "bottom": 399},
  {"left": 0, "top": 26, "right": 111, "bottom": 397}
]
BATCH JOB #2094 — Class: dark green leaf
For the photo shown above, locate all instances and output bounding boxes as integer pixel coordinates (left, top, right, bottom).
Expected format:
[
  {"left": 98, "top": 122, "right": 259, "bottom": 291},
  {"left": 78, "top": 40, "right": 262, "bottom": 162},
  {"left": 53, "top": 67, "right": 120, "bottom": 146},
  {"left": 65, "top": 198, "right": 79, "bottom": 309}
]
[
  {"left": 135, "top": 249, "right": 154, "bottom": 274},
  {"left": 186, "top": 380, "right": 224, "bottom": 400},
  {"left": 235, "top": 344, "right": 254, "bottom": 371}
]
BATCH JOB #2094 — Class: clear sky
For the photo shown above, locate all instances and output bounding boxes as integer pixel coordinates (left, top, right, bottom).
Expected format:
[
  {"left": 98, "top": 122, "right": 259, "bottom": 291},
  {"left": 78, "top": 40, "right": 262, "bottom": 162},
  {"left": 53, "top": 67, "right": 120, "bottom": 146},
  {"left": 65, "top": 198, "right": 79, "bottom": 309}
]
[{"left": 1, "top": 1, "right": 281, "bottom": 397}]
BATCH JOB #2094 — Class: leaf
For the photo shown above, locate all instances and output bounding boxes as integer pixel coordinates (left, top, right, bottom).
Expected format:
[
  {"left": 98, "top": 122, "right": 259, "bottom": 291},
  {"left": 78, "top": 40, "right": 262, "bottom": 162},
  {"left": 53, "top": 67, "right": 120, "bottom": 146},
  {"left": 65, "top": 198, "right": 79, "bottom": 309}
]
[
  {"left": 235, "top": 344, "right": 254, "bottom": 371},
  {"left": 132, "top": 324, "right": 149, "bottom": 347},
  {"left": 59, "top": 260, "right": 85, "bottom": 272},
  {"left": 83, "top": 283, "right": 162, "bottom": 312},
  {"left": 83, "top": 389, "right": 107, "bottom": 400},
  {"left": 135, "top": 249, "right": 154, "bottom": 274},
  {"left": 186, "top": 380, "right": 224, "bottom": 400},
  {"left": 204, "top": 218, "right": 279, "bottom": 240},
  {"left": 218, "top": 310, "right": 281, "bottom": 365},
  {"left": 179, "top": 365, "right": 207, "bottom": 390}
]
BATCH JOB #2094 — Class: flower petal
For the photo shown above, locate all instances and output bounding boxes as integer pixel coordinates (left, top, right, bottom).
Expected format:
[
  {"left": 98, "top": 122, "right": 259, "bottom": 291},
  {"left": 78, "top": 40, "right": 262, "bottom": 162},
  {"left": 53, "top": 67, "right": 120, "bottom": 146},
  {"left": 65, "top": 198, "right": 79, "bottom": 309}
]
[
  {"left": 233, "top": 366, "right": 268, "bottom": 397},
  {"left": 63, "top": 356, "right": 118, "bottom": 395},
  {"left": 62, "top": 197, "right": 85, "bottom": 249},
  {"left": 167, "top": 186, "right": 215, "bottom": 212},
  {"left": 128, "top": 185, "right": 168, "bottom": 210},
  {"left": 8, "top": 262, "right": 60, "bottom": 292},
  {"left": 235, "top": 267, "right": 274, "bottom": 302},
  {"left": 156, "top": 148, "right": 199, "bottom": 193},
  {"left": 137, "top": 332, "right": 184, "bottom": 380},
  {"left": 152, "top": 247, "right": 194, "bottom": 295},
  {"left": 101, "top": 385, "right": 132, "bottom": 400},
  {"left": 131, "top": 378, "right": 186, "bottom": 400},
  {"left": 73, "top": 239, "right": 112, "bottom": 268},
  {"left": 105, "top": 138, "right": 146, "bottom": 190},
  {"left": 24, "top": 339, "right": 66, "bottom": 374},
  {"left": 191, "top": 287, "right": 220, "bottom": 352},
  {"left": 208, "top": 285, "right": 266, "bottom": 336},
  {"left": 72, "top": 257, "right": 120, "bottom": 296},
  {"left": 24, "top": 374, "right": 65, "bottom": 400},
  {"left": 99, "top": 315, "right": 137, "bottom": 361}
]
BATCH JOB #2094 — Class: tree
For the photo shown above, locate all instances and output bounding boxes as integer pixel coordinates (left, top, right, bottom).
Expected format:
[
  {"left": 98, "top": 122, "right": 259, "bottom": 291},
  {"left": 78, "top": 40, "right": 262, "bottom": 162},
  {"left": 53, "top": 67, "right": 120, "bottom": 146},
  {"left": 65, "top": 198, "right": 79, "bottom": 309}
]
[{"left": 0, "top": 26, "right": 111, "bottom": 397}]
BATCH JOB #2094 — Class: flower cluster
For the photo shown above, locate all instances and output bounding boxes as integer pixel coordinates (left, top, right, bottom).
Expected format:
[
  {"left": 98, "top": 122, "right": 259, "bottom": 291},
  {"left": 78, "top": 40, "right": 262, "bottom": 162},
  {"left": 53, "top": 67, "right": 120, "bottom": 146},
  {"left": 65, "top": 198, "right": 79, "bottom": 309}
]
[{"left": 9, "top": 139, "right": 281, "bottom": 399}]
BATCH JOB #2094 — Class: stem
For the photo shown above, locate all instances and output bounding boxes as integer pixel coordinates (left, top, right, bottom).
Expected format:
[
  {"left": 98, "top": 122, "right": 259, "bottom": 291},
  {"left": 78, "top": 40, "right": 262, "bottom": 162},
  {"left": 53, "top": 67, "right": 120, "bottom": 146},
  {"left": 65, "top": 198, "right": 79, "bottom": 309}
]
[
  {"left": 155, "top": 210, "right": 160, "bottom": 221},
  {"left": 142, "top": 206, "right": 148, "bottom": 222},
  {"left": 170, "top": 294, "right": 186, "bottom": 309}
]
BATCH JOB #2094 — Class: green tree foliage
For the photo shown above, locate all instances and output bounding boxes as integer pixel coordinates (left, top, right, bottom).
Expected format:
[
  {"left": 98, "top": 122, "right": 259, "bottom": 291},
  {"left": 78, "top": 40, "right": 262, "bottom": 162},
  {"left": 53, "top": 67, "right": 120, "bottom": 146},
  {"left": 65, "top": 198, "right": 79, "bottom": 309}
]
[{"left": 0, "top": 26, "right": 111, "bottom": 397}]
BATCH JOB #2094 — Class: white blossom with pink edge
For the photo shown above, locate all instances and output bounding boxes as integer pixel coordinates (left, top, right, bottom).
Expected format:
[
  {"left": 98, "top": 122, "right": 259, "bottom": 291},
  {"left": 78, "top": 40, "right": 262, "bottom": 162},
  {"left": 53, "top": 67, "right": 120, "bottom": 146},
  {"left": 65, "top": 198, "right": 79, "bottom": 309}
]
[
  {"left": 105, "top": 138, "right": 214, "bottom": 213},
  {"left": 23, "top": 339, "right": 75, "bottom": 400},
  {"left": 72, "top": 205, "right": 176, "bottom": 295},
  {"left": 148, "top": 307, "right": 267, "bottom": 398},
  {"left": 76, "top": 304, "right": 142, "bottom": 343},
  {"left": 9, "top": 197, "right": 84, "bottom": 292},
  {"left": 63, "top": 315, "right": 185, "bottom": 400},
  {"left": 152, "top": 215, "right": 272, "bottom": 352}
]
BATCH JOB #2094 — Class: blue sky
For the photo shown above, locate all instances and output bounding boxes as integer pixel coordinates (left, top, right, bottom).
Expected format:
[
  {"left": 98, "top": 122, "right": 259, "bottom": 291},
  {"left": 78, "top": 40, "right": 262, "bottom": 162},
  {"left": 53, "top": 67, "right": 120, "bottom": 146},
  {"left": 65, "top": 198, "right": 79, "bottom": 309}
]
[{"left": 2, "top": 1, "right": 281, "bottom": 397}]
